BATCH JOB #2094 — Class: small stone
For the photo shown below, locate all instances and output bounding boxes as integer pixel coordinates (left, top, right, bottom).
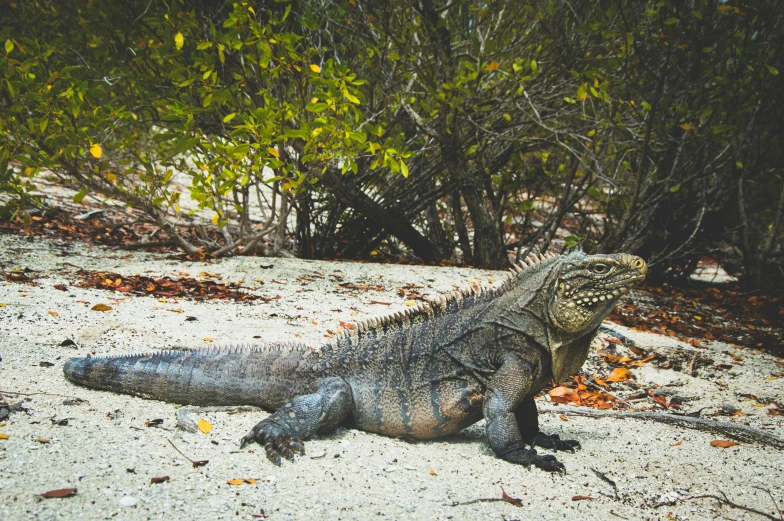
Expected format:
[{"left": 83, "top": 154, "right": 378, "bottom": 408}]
[{"left": 119, "top": 496, "right": 139, "bottom": 507}]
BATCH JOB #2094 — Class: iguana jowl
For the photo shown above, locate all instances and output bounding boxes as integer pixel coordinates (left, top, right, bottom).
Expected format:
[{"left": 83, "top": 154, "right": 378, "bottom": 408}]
[{"left": 64, "top": 251, "right": 647, "bottom": 472}]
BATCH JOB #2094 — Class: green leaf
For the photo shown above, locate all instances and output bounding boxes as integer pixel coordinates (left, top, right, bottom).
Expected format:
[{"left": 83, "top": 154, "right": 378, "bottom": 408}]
[
  {"left": 72, "top": 188, "right": 89, "bottom": 203},
  {"left": 305, "top": 103, "right": 329, "bottom": 113},
  {"left": 4, "top": 39, "right": 13, "bottom": 54},
  {"left": 663, "top": 17, "right": 679, "bottom": 25},
  {"left": 400, "top": 161, "right": 409, "bottom": 178},
  {"left": 174, "top": 32, "right": 184, "bottom": 51},
  {"left": 223, "top": 113, "right": 236, "bottom": 123},
  {"left": 530, "top": 59, "right": 538, "bottom": 73},
  {"left": 670, "top": 183, "right": 681, "bottom": 193},
  {"left": 344, "top": 92, "right": 360, "bottom": 104},
  {"left": 765, "top": 64, "right": 779, "bottom": 76},
  {"left": 196, "top": 42, "right": 212, "bottom": 51}
]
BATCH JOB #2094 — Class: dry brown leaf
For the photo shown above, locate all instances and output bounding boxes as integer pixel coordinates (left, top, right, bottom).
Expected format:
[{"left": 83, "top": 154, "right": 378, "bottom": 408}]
[
  {"left": 91, "top": 303, "right": 112, "bottom": 312},
  {"left": 197, "top": 419, "right": 212, "bottom": 434},
  {"left": 150, "top": 476, "right": 170, "bottom": 484},
  {"left": 36, "top": 437, "right": 50, "bottom": 444},
  {"left": 559, "top": 415, "right": 569, "bottom": 421},
  {"left": 38, "top": 488, "right": 77, "bottom": 498},
  {"left": 549, "top": 386, "right": 571, "bottom": 397},
  {"left": 243, "top": 478, "right": 257, "bottom": 484},
  {"left": 501, "top": 487, "right": 523, "bottom": 507},
  {"left": 670, "top": 438, "right": 685, "bottom": 446},
  {"left": 429, "top": 469, "right": 437, "bottom": 476},
  {"left": 592, "top": 374, "right": 608, "bottom": 387},
  {"left": 0, "top": 303, "right": 6, "bottom": 307},
  {"left": 710, "top": 440, "right": 740, "bottom": 448},
  {"left": 607, "top": 367, "right": 632, "bottom": 382},
  {"left": 48, "top": 310, "right": 58, "bottom": 316},
  {"left": 572, "top": 495, "right": 595, "bottom": 501}
]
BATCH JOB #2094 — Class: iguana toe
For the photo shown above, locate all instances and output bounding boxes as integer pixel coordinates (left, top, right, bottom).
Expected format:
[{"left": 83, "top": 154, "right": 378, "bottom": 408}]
[
  {"left": 241, "top": 419, "right": 305, "bottom": 464},
  {"left": 531, "top": 433, "right": 580, "bottom": 453},
  {"left": 531, "top": 453, "right": 566, "bottom": 474}
]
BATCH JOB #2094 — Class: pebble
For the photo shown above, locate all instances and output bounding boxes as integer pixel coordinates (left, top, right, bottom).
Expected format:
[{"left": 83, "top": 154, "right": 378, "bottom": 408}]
[{"left": 119, "top": 496, "right": 139, "bottom": 507}]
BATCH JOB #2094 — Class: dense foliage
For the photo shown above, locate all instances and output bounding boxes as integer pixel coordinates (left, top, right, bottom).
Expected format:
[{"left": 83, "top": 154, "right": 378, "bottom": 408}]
[{"left": 1, "top": 1, "right": 782, "bottom": 287}]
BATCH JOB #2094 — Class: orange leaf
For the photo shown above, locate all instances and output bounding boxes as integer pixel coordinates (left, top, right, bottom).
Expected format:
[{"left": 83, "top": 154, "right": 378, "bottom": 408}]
[
  {"left": 226, "top": 479, "right": 244, "bottom": 485},
  {"left": 710, "top": 440, "right": 740, "bottom": 448},
  {"left": 484, "top": 61, "right": 500, "bottom": 72},
  {"left": 90, "top": 303, "right": 112, "bottom": 312},
  {"left": 429, "top": 468, "right": 437, "bottom": 476},
  {"left": 243, "top": 478, "right": 257, "bottom": 484},
  {"left": 48, "top": 310, "right": 58, "bottom": 316},
  {"left": 607, "top": 367, "right": 632, "bottom": 382},
  {"left": 267, "top": 147, "right": 280, "bottom": 158},
  {"left": 593, "top": 374, "right": 608, "bottom": 387},
  {"left": 0, "top": 433, "right": 8, "bottom": 440},
  {"left": 549, "top": 386, "right": 571, "bottom": 397}
]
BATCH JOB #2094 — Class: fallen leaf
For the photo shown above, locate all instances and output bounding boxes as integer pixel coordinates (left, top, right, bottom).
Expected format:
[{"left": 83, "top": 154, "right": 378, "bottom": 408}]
[
  {"left": 36, "top": 437, "right": 50, "bottom": 444},
  {"left": 607, "top": 367, "right": 632, "bottom": 382},
  {"left": 549, "top": 386, "right": 572, "bottom": 397},
  {"left": 227, "top": 479, "right": 244, "bottom": 485},
  {"left": 559, "top": 415, "right": 569, "bottom": 421},
  {"left": 710, "top": 440, "right": 740, "bottom": 448},
  {"left": 405, "top": 300, "right": 416, "bottom": 306},
  {"left": 48, "top": 310, "right": 59, "bottom": 316},
  {"left": 90, "top": 303, "right": 112, "bottom": 312},
  {"left": 0, "top": 303, "right": 6, "bottom": 307},
  {"left": 37, "top": 488, "right": 77, "bottom": 498},
  {"left": 501, "top": 487, "right": 523, "bottom": 507},
  {"left": 202, "top": 337, "right": 214, "bottom": 342},
  {"left": 243, "top": 478, "right": 257, "bottom": 484},
  {"left": 670, "top": 438, "right": 685, "bottom": 446},
  {"left": 150, "top": 476, "right": 170, "bottom": 484},
  {"left": 429, "top": 469, "right": 437, "bottom": 476},
  {"left": 0, "top": 433, "right": 8, "bottom": 440},
  {"left": 572, "top": 495, "right": 595, "bottom": 501},
  {"left": 197, "top": 419, "right": 212, "bottom": 434}
]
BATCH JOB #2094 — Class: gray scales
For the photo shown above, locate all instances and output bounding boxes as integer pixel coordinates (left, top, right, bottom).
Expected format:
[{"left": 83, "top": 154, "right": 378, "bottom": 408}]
[{"left": 64, "top": 251, "right": 647, "bottom": 472}]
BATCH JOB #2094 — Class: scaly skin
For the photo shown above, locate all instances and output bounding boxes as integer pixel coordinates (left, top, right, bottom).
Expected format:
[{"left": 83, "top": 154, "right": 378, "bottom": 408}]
[{"left": 64, "top": 251, "right": 647, "bottom": 472}]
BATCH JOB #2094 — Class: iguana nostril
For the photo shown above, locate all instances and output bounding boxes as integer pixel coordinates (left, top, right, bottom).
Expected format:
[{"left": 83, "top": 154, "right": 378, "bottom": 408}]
[{"left": 632, "top": 257, "right": 648, "bottom": 274}]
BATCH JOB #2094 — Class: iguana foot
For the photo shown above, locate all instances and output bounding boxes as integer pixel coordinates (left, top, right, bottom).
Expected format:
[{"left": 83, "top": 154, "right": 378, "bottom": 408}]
[
  {"left": 240, "top": 419, "right": 304, "bottom": 465},
  {"left": 499, "top": 447, "right": 566, "bottom": 474},
  {"left": 531, "top": 432, "right": 580, "bottom": 453}
]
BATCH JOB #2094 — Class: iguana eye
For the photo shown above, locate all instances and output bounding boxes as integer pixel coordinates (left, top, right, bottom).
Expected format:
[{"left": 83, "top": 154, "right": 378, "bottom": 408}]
[{"left": 590, "top": 263, "right": 609, "bottom": 274}]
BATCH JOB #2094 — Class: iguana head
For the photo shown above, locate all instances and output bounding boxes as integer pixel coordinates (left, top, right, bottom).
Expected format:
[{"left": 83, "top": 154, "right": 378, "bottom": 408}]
[{"left": 548, "top": 251, "right": 647, "bottom": 334}]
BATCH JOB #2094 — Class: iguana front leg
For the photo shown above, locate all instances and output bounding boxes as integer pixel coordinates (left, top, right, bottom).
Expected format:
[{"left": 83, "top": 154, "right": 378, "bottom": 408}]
[
  {"left": 483, "top": 356, "right": 565, "bottom": 473},
  {"left": 240, "top": 377, "right": 352, "bottom": 465},
  {"left": 515, "top": 398, "right": 580, "bottom": 452}
]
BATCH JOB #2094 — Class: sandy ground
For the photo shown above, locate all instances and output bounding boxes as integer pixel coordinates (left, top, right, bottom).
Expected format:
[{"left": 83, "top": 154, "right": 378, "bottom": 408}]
[{"left": 0, "top": 233, "right": 782, "bottom": 521}]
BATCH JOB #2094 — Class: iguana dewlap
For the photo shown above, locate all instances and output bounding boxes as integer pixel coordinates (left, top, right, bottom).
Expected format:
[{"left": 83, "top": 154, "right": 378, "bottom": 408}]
[{"left": 64, "top": 251, "right": 647, "bottom": 472}]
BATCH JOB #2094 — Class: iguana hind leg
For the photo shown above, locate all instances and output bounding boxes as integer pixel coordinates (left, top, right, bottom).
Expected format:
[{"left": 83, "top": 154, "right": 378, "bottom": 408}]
[
  {"left": 240, "top": 377, "right": 352, "bottom": 465},
  {"left": 515, "top": 398, "right": 581, "bottom": 453}
]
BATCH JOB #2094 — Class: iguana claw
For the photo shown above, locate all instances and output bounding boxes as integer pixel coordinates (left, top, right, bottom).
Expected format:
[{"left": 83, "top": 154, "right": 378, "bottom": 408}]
[
  {"left": 240, "top": 419, "right": 304, "bottom": 465},
  {"left": 499, "top": 447, "right": 566, "bottom": 474}
]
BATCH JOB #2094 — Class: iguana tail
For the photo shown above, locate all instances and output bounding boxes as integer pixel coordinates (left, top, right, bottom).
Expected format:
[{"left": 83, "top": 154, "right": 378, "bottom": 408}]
[{"left": 63, "top": 345, "right": 314, "bottom": 408}]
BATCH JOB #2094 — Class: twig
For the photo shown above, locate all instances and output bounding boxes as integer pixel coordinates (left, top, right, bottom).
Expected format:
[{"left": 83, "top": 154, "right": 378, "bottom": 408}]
[
  {"left": 539, "top": 404, "right": 784, "bottom": 449},
  {"left": 679, "top": 491, "right": 782, "bottom": 521},
  {"left": 592, "top": 467, "right": 619, "bottom": 500},
  {"left": 688, "top": 353, "right": 699, "bottom": 376},
  {"left": 0, "top": 389, "right": 88, "bottom": 403},
  {"left": 584, "top": 376, "right": 637, "bottom": 410},
  {"left": 754, "top": 487, "right": 783, "bottom": 521},
  {"left": 167, "top": 439, "right": 208, "bottom": 468}
]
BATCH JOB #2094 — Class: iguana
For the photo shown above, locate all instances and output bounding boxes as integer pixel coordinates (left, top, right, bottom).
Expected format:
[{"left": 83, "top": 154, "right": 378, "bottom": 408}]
[{"left": 64, "top": 251, "right": 647, "bottom": 472}]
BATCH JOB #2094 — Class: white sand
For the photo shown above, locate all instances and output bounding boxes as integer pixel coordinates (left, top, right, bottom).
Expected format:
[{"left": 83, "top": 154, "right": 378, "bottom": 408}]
[{"left": 0, "top": 234, "right": 782, "bottom": 521}]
